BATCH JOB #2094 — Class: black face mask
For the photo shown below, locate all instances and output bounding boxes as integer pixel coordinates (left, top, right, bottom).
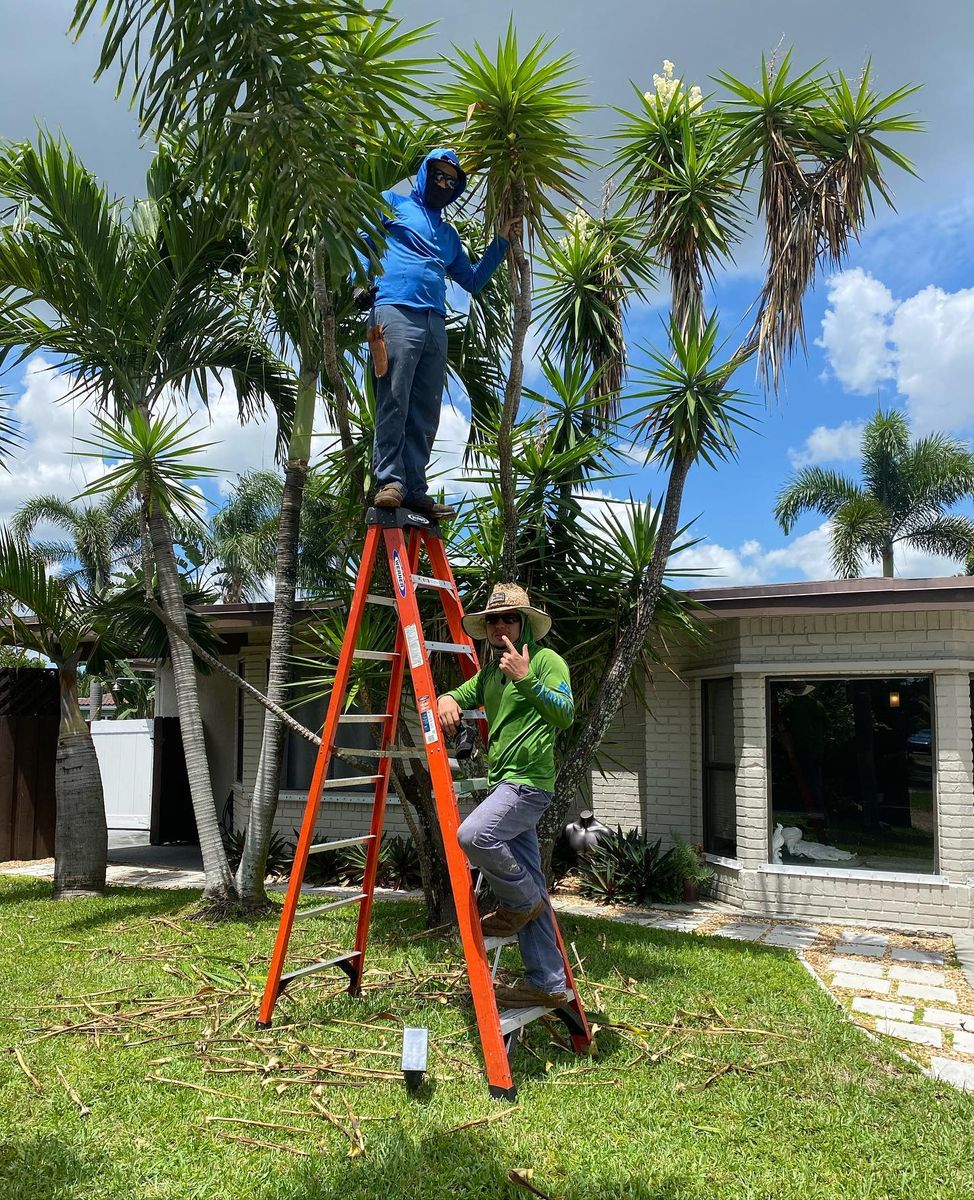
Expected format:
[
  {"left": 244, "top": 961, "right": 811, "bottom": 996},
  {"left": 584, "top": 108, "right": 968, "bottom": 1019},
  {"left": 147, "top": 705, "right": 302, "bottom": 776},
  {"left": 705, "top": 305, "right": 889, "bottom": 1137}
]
[{"left": 423, "top": 171, "right": 456, "bottom": 210}]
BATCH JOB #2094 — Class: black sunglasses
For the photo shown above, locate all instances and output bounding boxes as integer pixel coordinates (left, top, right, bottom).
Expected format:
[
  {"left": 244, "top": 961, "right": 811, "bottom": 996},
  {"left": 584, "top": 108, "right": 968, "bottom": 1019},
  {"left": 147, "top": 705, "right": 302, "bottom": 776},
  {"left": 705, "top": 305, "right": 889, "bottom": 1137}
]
[
  {"left": 431, "top": 168, "right": 458, "bottom": 190},
  {"left": 484, "top": 612, "right": 521, "bottom": 625}
]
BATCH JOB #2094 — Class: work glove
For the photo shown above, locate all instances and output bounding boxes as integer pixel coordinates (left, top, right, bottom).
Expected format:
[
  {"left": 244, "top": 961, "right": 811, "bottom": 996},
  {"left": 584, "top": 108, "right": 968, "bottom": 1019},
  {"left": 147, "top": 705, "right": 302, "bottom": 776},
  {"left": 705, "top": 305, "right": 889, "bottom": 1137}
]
[{"left": 353, "top": 284, "right": 378, "bottom": 313}]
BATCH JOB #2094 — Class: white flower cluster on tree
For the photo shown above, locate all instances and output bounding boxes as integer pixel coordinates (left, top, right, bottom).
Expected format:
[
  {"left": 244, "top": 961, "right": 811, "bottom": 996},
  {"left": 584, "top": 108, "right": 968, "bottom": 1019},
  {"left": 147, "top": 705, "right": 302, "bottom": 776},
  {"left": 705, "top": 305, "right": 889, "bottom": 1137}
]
[{"left": 645, "top": 60, "right": 703, "bottom": 108}]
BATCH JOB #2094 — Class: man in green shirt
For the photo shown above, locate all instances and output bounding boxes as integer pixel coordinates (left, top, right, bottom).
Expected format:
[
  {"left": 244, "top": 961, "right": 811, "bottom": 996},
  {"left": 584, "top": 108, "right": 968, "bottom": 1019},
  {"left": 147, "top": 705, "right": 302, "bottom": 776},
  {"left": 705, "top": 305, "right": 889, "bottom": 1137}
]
[{"left": 438, "top": 583, "right": 574, "bottom": 1008}]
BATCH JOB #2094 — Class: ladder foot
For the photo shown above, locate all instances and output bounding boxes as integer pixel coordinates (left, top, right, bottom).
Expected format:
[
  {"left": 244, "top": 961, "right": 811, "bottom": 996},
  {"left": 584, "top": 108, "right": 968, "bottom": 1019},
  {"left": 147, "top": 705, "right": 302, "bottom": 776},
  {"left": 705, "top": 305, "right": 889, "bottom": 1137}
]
[
  {"left": 488, "top": 1082, "right": 518, "bottom": 1102},
  {"left": 255, "top": 1019, "right": 272, "bottom": 1030}
]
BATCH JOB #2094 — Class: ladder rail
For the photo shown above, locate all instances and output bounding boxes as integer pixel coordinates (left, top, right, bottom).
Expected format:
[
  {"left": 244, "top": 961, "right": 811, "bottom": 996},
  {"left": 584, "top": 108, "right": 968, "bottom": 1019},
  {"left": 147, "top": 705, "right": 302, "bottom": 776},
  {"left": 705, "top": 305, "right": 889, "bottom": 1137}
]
[
  {"left": 257, "top": 524, "right": 382, "bottom": 1027},
  {"left": 381, "top": 526, "right": 516, "bottom": 1097}
]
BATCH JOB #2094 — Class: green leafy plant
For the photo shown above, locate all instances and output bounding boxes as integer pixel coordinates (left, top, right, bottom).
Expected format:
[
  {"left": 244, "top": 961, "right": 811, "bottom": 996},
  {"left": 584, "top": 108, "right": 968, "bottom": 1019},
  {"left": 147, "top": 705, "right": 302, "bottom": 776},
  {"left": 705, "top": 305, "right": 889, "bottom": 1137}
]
[
  {"left": 577, "top": 827, "right": 712, "bottom": 906},
  {"left": 222, "top": 828, "right": 294, "bottom": 879}
]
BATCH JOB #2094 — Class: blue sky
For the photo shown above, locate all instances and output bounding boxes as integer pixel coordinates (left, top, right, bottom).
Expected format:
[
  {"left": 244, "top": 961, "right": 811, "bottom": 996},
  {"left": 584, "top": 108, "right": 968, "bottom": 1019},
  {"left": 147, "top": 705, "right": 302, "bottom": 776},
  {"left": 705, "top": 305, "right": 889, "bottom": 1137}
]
[{"left": 2, "top": 2, "right": 974, "bottom": 587}]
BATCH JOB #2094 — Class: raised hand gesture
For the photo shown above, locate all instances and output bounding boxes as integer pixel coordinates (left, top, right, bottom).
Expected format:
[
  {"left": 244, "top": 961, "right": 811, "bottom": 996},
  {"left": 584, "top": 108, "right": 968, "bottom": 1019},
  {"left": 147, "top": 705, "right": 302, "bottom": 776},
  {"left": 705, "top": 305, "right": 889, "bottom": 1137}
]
[{"left": 499, "top": 636, "right": 530, "bottom": 682}]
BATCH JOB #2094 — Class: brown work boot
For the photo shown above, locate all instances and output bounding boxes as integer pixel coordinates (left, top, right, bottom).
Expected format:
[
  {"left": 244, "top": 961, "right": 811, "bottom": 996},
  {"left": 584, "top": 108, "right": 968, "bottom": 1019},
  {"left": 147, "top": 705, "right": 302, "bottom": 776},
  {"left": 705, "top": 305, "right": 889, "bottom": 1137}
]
[
  {"left": 481, "top": 899, "right": 546, "bottom": 937},
  {"left": 404, "top": 494, "right": 456, "bottom": 519},
  {"left": 494, "top": 982, "right": 571, "bottom": 1009},
  {"left": 373, "top": 482, "right": 405, "bottom": 508}
]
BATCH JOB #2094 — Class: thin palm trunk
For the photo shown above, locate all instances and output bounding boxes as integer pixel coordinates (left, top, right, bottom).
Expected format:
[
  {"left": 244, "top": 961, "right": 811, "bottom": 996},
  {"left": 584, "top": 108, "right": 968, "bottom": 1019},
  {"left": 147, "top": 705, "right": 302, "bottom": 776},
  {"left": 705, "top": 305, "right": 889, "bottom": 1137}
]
[
  {"left": 53, "top": 654, "right": 107, "bottom": 898},
  {"left": 499, "top": 215, "right": 531, "bottom": 582},
  {"left": 88, "top": 675, "right": 103, "bottom": 721},
  {"left": 147, "top": 503, "right": 236, "bottom": 901},
  {"left": 237, "top": 365, "right": 316, "bottom": 904},
  {"left": 882, "top": 544, "right": 894, "bottom": 577}
]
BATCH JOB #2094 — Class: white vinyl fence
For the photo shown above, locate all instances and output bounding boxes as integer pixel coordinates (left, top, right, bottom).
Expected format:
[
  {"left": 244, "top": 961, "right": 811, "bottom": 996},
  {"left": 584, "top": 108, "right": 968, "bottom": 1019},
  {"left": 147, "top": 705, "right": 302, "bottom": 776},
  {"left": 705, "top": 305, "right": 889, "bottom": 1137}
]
[{"left": 90, "top": 719, "right": 154, "bottom": 830}]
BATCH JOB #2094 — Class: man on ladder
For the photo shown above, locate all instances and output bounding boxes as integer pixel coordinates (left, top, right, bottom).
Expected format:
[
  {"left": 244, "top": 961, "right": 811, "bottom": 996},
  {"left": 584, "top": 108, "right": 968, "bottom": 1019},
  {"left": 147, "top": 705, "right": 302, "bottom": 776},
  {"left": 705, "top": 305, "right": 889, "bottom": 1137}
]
[{"left": 438, "top": 583, "right": 573, "bottom": 1009}]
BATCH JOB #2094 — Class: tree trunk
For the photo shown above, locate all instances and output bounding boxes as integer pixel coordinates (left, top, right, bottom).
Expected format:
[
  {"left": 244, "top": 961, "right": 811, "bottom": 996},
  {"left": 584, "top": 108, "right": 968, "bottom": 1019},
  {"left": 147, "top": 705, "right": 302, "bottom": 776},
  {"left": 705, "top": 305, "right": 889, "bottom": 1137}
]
[
  {"left": 147, "top": 503, "right": 236, "bottom": 902},
  {"left": 237, "top": 365, "right": 316, "bottom": 905},
  {"left": 53, "top": 655, "right": 107, "bottom": 899},
  {"left": 313, "top": 247, "right": 365, "bottom": 499},
  {"left": 882, "top": 543, "right": 894, "bottom": 577},
  {"left": 88, "top": 675, "right": 103, "bottom": 722},
  {"left": 499, "top": 207, "right": 531, "bottom": 582},
  {"left": 540, "top": 449, "right": 695, "bottom": 859}
]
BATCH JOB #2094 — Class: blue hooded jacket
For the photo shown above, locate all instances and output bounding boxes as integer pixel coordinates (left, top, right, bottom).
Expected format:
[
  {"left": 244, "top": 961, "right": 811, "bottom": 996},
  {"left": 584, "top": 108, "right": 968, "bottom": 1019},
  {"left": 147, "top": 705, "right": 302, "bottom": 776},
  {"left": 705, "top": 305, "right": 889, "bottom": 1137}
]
[{"left": 355, "top": 148, "right": 509, "bottom": 317}]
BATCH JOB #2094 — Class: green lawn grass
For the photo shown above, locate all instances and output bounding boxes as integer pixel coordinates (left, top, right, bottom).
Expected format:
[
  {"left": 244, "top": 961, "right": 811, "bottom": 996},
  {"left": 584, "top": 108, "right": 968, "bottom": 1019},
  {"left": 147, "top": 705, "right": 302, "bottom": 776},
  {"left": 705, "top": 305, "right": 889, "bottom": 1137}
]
[{"left": 1, "top": 875, "right": 972, "bottom": 1200}]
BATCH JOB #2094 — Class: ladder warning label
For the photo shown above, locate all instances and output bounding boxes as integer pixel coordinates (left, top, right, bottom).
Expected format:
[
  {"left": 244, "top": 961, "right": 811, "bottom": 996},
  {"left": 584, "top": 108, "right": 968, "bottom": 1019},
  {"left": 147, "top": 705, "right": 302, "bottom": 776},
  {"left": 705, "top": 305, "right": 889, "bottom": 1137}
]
[
  {"left": 404, "top": 623, "right": 424, "bottom": 668},
  {"left": 417, "top": 695, "right": 438, "bottom": 744}
]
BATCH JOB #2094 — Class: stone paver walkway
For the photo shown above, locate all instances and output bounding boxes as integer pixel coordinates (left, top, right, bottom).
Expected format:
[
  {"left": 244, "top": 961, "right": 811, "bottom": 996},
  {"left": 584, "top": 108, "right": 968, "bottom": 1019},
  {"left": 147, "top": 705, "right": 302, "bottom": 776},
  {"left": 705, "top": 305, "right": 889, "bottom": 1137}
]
[{"left": 6, "top": 859, "right": 974, "bottom": 1093}]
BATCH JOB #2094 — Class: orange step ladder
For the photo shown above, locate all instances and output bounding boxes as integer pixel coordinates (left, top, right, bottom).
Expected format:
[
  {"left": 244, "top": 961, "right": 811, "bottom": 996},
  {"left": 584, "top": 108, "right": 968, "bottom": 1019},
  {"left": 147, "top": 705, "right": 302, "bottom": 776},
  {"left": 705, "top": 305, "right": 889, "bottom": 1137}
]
[{"left": 256, "top": 505, "right": 592, "bottom": 1099}]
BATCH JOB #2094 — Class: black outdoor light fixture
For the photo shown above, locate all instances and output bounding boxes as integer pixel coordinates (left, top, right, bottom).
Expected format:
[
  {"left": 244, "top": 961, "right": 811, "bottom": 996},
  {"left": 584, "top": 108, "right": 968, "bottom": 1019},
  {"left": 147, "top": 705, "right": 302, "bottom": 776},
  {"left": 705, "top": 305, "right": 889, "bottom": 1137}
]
[{"left": 888, "top": 690, "right": 901, "bottom": 709}]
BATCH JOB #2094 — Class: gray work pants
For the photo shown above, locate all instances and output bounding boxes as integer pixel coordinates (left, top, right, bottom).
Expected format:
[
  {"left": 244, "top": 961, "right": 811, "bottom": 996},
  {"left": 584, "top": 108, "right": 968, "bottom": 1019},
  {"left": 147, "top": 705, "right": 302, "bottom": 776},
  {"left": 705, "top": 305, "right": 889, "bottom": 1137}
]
[{"left": 457, "top": 781, "right": 567, "bottom": 994}]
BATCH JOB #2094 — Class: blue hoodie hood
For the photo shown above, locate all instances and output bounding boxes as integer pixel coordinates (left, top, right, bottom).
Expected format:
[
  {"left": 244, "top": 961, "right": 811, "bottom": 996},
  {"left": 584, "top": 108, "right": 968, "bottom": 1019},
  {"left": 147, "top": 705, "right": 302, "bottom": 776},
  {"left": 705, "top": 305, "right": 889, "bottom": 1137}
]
[{"left": 412, "top": 148, "right": 467, "bottom": 212}]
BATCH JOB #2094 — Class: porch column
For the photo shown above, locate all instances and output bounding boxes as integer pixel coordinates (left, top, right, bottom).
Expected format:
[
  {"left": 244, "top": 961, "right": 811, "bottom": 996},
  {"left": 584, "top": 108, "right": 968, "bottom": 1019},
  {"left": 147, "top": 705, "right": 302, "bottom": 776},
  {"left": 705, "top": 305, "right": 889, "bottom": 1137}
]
[
  {"left": 734, "top": 672, "right": 768, "bottom": 869},
  {"left": 933, "top": 671, "right": 974, "bottom": 881}
]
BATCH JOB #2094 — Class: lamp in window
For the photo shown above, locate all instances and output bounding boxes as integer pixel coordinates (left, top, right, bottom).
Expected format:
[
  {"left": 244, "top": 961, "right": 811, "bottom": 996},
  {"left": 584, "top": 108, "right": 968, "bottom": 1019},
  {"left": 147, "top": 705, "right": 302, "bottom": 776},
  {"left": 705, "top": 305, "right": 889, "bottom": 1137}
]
[{"left": 888, "top": 690, "right": 901, "bottom": 709}]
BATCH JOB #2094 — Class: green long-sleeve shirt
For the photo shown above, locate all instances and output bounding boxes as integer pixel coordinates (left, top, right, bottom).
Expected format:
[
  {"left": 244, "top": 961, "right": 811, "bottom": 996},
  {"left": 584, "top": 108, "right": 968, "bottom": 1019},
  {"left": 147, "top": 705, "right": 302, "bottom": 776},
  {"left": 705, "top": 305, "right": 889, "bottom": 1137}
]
[{"left": 446, "top": 633, "right": 574, "bottom": 792}]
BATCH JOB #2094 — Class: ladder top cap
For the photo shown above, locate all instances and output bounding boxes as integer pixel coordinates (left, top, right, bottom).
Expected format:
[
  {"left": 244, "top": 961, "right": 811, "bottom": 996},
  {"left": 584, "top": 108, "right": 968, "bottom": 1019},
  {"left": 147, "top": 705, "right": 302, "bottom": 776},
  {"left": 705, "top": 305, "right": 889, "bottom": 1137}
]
[{"left": 366, "top": 506, "right": 443, "bottom": 533}]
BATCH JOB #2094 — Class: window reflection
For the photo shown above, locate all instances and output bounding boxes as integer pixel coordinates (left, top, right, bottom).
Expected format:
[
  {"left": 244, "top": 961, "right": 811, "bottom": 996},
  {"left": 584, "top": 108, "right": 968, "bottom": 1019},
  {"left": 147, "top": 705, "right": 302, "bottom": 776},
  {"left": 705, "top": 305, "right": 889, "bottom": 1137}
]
[{"left": 768, "top": 677, "right": 934, "bottom": 873}]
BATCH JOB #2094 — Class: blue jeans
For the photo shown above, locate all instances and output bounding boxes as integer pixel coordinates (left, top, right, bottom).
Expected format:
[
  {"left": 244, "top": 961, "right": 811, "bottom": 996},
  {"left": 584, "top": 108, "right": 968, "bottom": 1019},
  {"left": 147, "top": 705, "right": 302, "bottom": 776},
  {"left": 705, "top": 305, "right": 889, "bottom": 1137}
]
[
  {"left": 457, "top": 782, "right": 568, "bottom": 995},
  {"left": 372, "top": 304, "right": 447, "bottom": 499}
]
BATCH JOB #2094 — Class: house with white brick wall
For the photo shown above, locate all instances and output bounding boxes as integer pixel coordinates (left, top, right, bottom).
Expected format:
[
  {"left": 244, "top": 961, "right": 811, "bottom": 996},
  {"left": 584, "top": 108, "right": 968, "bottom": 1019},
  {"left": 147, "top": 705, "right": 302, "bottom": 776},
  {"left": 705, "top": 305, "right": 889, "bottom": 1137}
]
[
  {"left": 626, "top": 576, "right": 974, "bottom": 931},
  {"left": 157, "top": 578, "right": 974, "bottom": 931}
]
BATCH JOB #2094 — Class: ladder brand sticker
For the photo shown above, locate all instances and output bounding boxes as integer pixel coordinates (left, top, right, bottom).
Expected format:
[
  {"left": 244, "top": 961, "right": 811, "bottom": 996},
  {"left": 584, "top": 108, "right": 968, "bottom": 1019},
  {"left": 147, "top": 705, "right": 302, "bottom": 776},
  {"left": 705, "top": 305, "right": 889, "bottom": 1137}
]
[
  {"left": 417, "top": 694, "right": 439, "bottom": 744},
  {"left": 392, "top": 550, "right": 407, "bottom": 597},
  {"left": 403, "top": 623, "right": 424, "bottom": 668}
]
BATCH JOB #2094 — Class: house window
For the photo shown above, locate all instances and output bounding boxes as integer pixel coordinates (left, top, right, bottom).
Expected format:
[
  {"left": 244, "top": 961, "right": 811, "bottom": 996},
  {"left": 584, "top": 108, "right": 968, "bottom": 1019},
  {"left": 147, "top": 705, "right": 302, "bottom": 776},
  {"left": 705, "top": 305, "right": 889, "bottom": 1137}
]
[
  {"left": 767, "top": 677, "right": 934, "bottom": 874},
  {"left": 702, "top": 677, "right": 736, "bottom": 857},
  {"left": 281, "top": 672, "right": 375, "bottom": 793}
]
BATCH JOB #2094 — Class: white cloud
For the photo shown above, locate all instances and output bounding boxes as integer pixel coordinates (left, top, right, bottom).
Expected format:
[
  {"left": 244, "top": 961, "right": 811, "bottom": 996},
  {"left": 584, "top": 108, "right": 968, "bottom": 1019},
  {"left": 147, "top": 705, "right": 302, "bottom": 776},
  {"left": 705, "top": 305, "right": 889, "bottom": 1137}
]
[
  {"left": 674, "top": 521, "right": 964, "bottom": 588},
  {"left": 0, "top": 358, "right": 110, "bottom": 533},
  {"left": 818, "top": 269, "right": 974, "bottom": 435},
  {"left": 787, "top": 420, "right": 865, "bottom": 468},
  {"left": 816, "top": 268, "right": 896, "bottom": 395}
]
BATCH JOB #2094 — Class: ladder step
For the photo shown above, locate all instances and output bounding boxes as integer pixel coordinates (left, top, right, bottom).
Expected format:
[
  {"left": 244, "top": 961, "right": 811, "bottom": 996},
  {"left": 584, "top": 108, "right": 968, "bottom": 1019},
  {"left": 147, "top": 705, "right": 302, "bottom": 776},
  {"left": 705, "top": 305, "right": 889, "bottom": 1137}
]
[
  {"left": 322, "top": 775, "right": 383, "bottom": 789},
  {"left": 295, "top": 892, "right": 368, "bottom": 919},
  {"left": 426, "top": 640, "right": 474, "bottom": 657},
  {"left": 353, "top": 649, "right": 399, "bottom": 661},
  {"left": 280, "top": 951, "right": 361, "bottom": 986},
  {"left": 308, "top": 835, "right": 375, "bottom": 854},
  {"left": 338, "top": 713, "right": 392, "bottom": 724},
  {"left": 453, "top": 777, "right": 490, "bottom": 796},
  {"left": 365, "top": 593, "right": 397, "bottom": 607},
  {"left": 499, "top": 991, "right": 575, "bottom": 1037},
  {"left": 411, "top": 574, "right": 454, "bottom": 592},
  {"left": 461, "top": 709, "right": 486, "bottom": 719},
  {"left": 344, "top": 746, "right": 427, "bottom": 759},
  {"left": 483, "top": 934, "right": 519, "bottom": 951}
]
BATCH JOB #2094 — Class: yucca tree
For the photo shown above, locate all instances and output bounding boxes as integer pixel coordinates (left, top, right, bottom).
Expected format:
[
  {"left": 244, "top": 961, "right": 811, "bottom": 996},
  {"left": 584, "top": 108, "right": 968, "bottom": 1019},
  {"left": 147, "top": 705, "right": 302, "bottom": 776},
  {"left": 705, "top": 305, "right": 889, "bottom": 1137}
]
[
  {"left": 532, "top": 55, "right": 920, "bottom": 851},
  {"left": 0, "top": 531, "right": 109, "bottom": 897},
  {"left": 0, "top": 136, "right": 295, "bottom": 903},
  {"left": 12, "top": 493, "right": 141, "bottom": 717},
  {"left": 536, "top": 206, "right": 656, "bottom": 424},
  {"left": 440, "top": 24, "right": 589, "bottom": 577},
  {"left": 775, "top": 409, "right": 974, "bottom": 577}
]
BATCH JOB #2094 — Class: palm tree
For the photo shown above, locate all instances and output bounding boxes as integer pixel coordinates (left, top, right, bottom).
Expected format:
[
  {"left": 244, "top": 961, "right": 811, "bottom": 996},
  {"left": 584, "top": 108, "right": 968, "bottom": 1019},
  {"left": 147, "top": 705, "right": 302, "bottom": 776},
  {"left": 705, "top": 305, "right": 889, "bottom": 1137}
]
[
  {"left": 0, "top": 531, "right": 108, "bottom": 897},
  {"left": 775, "top": 409, "right": 974, "bottom": 577},
  {"left": 12, "top": 493, "right": 141, "bottom": 717},
  {"left": 0, "top": 136, "right": 295, "bottom": 903}
]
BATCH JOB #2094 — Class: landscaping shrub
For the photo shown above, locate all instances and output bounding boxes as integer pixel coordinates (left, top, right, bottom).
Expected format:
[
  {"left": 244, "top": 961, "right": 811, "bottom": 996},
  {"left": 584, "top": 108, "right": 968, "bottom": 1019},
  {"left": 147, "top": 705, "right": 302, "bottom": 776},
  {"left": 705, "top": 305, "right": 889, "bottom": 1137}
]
[{"left": 577, "top": 827, "right": 712, "bottom": 906}]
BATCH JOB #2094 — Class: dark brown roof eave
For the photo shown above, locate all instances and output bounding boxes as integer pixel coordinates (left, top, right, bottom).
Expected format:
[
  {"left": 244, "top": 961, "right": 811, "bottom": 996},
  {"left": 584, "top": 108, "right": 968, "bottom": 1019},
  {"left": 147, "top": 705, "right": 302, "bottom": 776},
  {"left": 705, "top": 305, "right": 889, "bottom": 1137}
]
[{"left": 685, "top": 576, "right": 974, "bottom": 618}]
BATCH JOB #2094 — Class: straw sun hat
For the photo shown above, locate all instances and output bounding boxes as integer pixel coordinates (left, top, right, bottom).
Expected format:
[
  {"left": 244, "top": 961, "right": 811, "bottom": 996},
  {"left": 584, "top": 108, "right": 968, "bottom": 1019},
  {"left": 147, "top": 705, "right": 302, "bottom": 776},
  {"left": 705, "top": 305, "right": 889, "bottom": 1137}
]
[{"left": 461, "top": 583, "right": 552, "bottom": 641}]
